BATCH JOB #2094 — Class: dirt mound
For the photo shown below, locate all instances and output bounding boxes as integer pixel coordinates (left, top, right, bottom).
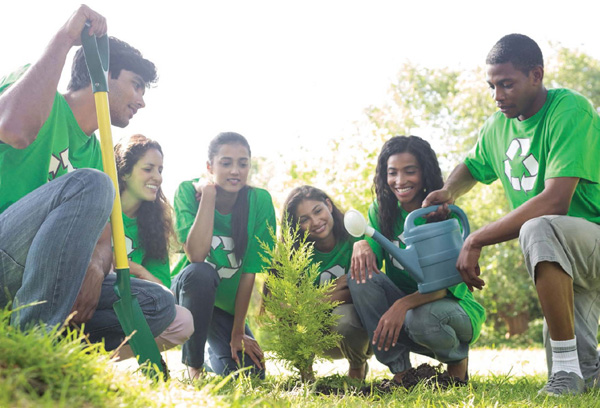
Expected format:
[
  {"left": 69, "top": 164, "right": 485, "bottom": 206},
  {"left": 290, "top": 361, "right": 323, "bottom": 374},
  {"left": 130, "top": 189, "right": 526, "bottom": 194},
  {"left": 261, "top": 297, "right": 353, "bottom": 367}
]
[{"left": 377, "top": 363, "right": 467, "bottom": 392}]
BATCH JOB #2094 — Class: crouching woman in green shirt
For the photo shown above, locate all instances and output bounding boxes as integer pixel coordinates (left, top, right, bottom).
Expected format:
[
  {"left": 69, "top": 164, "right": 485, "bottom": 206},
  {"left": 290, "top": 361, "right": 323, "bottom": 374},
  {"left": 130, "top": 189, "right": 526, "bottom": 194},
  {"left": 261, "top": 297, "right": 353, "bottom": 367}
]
[
  {"left": 282, "top": 185, "right": 373, "bottom": 379},
  {"left": 114, "top": 134, "right": 193, "bottom": 359},
  {"left": 171, "top": 132, "right": 276, "bottom": 379},
  {"left": 349, "top": 136, "right": 486, "bottom": 387}
]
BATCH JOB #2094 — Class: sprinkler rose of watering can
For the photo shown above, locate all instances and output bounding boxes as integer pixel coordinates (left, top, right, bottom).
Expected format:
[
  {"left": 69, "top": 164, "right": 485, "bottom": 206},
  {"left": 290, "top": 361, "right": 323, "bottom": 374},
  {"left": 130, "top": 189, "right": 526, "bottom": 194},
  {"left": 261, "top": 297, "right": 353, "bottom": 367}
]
[{"left": 344, "top": 205, "right": 470, "bottom": 294}]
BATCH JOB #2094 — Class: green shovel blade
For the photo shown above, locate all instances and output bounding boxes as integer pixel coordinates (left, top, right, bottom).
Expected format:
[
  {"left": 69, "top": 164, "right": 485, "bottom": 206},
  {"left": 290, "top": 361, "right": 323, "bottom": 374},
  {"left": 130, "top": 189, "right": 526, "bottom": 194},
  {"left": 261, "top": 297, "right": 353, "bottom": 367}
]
[{"left": 113, "top": 268, "right": 168, "bottom": 380}]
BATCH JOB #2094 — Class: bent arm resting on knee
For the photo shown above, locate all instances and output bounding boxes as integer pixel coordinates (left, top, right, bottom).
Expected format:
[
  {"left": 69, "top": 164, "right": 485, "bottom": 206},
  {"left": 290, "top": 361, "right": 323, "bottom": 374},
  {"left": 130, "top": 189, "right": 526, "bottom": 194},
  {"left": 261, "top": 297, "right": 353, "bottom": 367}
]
[
  {"left": 184, "top": 183, "right": 216, "bottom": 262},
  {"left": 458, "top": 177, "right": 578, "bottom": 290},
  {"left": 373, "top": 289, "right": 447, "bottom": 352}
]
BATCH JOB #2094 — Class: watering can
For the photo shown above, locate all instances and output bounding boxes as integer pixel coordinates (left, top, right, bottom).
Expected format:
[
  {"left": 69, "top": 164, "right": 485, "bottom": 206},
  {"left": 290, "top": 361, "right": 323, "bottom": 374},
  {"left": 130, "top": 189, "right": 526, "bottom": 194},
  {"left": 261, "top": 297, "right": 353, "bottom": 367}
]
[{"left": 344, "top": 205, "right": 469, "bottom": 294}]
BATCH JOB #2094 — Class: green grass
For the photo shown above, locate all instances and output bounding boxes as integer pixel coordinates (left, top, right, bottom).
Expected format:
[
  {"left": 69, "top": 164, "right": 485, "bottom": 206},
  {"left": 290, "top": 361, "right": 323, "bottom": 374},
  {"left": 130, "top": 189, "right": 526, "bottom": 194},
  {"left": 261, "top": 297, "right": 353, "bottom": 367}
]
[
  {"left": 183, "top": 371, "right": 600, "bottom": 407},
  {"left": 2, "top": 305, "right": 600, "bottom": 407}
]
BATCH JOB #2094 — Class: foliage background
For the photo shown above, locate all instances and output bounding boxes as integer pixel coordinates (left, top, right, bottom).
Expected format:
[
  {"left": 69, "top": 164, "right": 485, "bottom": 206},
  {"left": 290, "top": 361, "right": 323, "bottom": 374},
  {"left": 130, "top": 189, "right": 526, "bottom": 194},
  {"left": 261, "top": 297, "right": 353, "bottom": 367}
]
[{"left": 247, "top": 44, "right": 600, "bottom": 345}]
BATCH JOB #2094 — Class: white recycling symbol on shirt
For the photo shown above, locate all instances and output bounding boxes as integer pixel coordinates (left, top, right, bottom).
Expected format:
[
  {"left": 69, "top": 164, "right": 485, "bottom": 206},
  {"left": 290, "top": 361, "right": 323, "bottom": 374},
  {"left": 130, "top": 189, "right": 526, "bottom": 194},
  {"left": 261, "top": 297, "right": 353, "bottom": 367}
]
[{"left": 503, "top": 138, "right": 539, "bottom": 192}]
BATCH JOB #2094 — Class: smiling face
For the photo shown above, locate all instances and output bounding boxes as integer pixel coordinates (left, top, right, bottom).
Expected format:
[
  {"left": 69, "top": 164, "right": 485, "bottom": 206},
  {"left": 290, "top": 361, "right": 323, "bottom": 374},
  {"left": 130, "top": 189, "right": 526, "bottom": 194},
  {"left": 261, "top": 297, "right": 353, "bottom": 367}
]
[
  {"left": 386, "top": 152, "right": 424, "bottom": 212},
  {"left": 486, "top": 62, "right": 544, "bottom": 120},
  {"left": 108, "top": 69, "right": 146, "bottom": 128},
  {"left": 122, "top": 148, "right": 164, "bottom": 205},
  {"left": 208, "top": 143, "right": 251, "bottom": 193},
  {"left": 295, "top": 198, "right": 336, "bottom": 251}
]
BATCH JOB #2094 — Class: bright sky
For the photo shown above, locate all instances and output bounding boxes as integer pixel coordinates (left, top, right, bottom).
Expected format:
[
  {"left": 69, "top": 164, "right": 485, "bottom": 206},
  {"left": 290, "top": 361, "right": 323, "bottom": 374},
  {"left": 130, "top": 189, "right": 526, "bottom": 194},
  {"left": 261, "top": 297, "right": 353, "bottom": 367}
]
[{"left": 3, "top": 0, "right": 600, "bottom": 200}]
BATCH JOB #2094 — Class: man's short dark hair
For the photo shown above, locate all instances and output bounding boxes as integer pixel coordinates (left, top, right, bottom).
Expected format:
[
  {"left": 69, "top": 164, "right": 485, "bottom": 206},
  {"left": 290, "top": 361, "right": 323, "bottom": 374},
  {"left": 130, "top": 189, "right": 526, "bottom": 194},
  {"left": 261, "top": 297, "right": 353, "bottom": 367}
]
[
  {"left": 68, "top": 36, "right": 158, "bottom": 91},
  {"left": 486, "top": 34, "right": 544, "bottom": 74}
]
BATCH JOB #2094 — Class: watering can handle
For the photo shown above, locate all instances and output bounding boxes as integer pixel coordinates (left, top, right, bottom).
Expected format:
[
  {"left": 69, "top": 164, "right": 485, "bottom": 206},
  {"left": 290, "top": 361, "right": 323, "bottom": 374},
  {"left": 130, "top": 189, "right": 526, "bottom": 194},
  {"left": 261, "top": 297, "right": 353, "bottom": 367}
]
[
  {"left": 80, "top": 23, "right": 109, "bottom": 93},
  {"left": 405, "top": 205, "right": 470, "bottom": 240}
]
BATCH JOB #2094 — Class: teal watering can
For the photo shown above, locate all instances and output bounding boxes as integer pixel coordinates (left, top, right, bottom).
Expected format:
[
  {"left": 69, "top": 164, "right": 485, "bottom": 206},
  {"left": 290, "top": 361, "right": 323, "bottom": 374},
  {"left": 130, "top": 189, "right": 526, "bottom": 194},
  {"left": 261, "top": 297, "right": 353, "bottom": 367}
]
[{"left": 344, "top": 205, "right": 470, "bottom": 294}]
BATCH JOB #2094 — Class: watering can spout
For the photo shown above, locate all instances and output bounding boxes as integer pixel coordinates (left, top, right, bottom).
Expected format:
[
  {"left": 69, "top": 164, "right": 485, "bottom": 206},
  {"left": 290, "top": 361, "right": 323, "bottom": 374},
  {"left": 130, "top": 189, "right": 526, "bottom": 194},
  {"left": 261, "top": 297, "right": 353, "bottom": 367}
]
[{"left": 370, "top": 230, "right": 422, "bottom": 279}]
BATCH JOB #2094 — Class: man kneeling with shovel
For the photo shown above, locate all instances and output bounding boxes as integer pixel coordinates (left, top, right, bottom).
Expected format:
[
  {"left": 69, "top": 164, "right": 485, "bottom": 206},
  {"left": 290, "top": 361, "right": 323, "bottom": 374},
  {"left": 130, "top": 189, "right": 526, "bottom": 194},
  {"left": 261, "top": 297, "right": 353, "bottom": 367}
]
[{"left": 0, "top": 5, "right": 180, "bottom": 363}]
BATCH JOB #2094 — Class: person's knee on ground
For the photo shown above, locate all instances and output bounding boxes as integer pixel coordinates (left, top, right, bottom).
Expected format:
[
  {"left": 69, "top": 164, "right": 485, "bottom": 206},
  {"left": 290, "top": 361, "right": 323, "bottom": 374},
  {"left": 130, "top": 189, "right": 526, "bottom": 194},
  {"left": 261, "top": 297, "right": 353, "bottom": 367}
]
[
  {"left": 155, "top": 305, "right": 194, "bottom": 351},
  {"left": 116, "top": 305, "right": 193, "bottom": 361}
]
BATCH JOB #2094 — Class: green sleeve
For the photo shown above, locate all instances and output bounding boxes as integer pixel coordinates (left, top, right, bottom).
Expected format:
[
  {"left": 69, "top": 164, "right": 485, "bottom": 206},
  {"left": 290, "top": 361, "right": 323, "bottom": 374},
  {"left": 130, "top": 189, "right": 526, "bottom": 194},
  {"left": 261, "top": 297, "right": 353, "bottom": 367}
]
[
  {"left": 242, "top": 188, "right": 276, "bottom": 274},
  {"left": 173, "top": 180, "right": 199, "bottom": 245},
  {"left": 365, "top": 202, "right": 384, "bottom": 268},
  {"left": 545, "top": 98, "right": 600, "bottom": 183},
  {"left": 142, "top": 257, "right": 172, "bottom": 287},
  {"left": 464, "top": 119, "right": 500, "bottom": 185},
  {"left": 0, "top": 64, "right": 29, "bottom": 95}
]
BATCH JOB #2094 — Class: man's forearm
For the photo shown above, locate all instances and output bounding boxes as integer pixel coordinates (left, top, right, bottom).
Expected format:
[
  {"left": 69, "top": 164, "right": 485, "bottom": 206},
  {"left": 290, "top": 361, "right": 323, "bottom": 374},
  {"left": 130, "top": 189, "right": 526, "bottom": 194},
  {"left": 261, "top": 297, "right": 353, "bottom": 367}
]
[
  {"left": 0, "top": 33, "right": 72, "bottom": 148},
  {"left": 468, "top": 177, "right": 578, "bottom": 248},
  {"left": 444, "top": 163, "right": 478, "bottom": 201}
]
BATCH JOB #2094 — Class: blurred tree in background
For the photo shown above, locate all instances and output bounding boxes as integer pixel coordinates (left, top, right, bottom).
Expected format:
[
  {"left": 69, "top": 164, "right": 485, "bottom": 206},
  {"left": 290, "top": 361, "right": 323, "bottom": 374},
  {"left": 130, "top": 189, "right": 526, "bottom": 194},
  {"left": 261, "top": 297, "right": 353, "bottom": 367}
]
[{"left": 251, "top": 45, "right": 600, "bottom": 343}]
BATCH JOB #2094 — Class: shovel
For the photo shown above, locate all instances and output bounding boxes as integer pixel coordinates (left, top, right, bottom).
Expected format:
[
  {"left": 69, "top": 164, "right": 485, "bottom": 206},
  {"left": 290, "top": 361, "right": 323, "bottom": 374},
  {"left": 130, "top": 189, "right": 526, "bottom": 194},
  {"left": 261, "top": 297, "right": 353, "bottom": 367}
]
[{"left": 80, "top": 26, "right": 168, "bottom": 379}]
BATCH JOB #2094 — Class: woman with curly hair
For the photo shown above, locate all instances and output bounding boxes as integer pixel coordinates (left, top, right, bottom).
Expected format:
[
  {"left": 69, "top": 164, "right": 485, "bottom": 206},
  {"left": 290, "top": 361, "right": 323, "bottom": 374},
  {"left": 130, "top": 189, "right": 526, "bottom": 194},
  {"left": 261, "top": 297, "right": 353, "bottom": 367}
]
[
  {"left": 349, "top": 135, "right": 486, "bottom": 387},
  {"left": 282, "top": 185, "right": 373, "bottom": 379},
  {"left": 114, "top": 134, "right": 193, "bottom": 358}
]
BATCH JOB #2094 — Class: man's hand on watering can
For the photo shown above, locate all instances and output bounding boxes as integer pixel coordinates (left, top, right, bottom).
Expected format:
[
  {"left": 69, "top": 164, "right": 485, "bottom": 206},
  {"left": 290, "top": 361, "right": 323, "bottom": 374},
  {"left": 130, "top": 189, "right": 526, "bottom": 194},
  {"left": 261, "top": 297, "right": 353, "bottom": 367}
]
[
  {"left": 350, "top": 240, "right": 381, "bottom": 284},
  {"left": 422, "top": 189, "right": 453, "bottom": 222},
  {"left": 456, "top": 235, "right": 485, "bottom": 291},
  {"left": 372, "top": 300, "right": 407, "bottom": 351}
]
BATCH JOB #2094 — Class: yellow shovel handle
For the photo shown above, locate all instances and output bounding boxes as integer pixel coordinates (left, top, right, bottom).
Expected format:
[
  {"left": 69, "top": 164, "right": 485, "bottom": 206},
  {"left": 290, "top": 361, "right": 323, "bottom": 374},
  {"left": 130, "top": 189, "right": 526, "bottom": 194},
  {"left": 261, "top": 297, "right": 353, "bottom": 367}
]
[{"left": 94, "top": 92, "right": 128, "bottom": 270}]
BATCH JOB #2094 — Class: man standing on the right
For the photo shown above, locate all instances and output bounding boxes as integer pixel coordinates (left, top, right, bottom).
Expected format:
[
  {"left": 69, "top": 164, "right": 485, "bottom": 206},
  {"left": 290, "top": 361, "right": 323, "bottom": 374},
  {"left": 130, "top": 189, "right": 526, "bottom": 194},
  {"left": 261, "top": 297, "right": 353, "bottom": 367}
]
[{"left": 424, "top": 34, "right": 600, "bottom": 396}]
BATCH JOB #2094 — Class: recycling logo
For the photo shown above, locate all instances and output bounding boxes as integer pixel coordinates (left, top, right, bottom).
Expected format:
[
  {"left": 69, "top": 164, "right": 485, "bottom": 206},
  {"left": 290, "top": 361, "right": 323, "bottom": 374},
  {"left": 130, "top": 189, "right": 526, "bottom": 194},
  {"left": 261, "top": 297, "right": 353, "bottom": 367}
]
[
  {"left": 390, "top": 232, "right": 406, "bottom": 271},
  {"left": 319, "top": 265, "right": 345, "bottom": 285},
  {"left": 503, "top": 138, "right": 538, "bottom": 192},
  {"left": 207, "top": 236, "right": 241, "bottom": 279}
]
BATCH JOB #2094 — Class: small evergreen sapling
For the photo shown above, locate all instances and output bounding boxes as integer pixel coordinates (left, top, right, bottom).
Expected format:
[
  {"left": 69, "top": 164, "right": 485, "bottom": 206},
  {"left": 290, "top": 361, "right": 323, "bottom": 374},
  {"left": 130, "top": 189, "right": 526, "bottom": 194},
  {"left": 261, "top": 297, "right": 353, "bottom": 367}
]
[{"left": 259, "top": 221, "right": 342, "bottom": 382}]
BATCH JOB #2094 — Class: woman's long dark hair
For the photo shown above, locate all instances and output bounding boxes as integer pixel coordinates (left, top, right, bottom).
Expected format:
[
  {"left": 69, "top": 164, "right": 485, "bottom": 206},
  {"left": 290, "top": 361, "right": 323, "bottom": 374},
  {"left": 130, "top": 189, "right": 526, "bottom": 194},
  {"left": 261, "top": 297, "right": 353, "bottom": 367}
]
[
  {"left": 208, "top": 132, "right": 252, "bottom": 263},
  {"left": 115, "top": 134, "right": 175, "bottom": 261},
  {"left": 374, "top": 136, "right": 443, "bottom": 239},
  {"left": 282, "top": 185, "right": 349, "bottom": 250}
]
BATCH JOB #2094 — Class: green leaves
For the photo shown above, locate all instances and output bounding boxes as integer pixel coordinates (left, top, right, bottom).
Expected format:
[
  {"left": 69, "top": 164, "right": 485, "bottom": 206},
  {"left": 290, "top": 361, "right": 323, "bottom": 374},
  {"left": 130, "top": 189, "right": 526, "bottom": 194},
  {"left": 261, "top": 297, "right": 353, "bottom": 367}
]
[{"left": 259, "top": 219, "right": 342, "bottom": 382}]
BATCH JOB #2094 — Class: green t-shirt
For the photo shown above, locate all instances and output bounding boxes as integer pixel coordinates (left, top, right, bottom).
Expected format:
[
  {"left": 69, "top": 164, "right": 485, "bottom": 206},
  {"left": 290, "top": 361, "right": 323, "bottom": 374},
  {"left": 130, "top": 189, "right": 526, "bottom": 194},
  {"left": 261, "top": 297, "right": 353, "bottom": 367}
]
[
  {"left": 123, "top": 213, "right": 172, "bottom": 287},
  {"left": 365, "top": 201, "right": 486, "bottom": 344},
  {"left": 171, "top": 180, "right": 276, "bottom": 315},
  {"left": 309, "top": 235, "right": 359, "bottom": 286},
  {"left": 0, "top": 65, "right": 103, "bottom": 214},
  {"left": 465, "top": 88, "right": 600, "bottom": 224}
]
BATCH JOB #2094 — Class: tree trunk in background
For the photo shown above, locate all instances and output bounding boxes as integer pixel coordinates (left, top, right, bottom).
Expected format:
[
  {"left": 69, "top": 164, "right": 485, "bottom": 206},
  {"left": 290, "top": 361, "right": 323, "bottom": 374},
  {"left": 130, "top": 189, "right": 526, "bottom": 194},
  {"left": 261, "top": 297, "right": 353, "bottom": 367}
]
[{"left": 501, "top": 311, "right": 530, "bottom": 338}]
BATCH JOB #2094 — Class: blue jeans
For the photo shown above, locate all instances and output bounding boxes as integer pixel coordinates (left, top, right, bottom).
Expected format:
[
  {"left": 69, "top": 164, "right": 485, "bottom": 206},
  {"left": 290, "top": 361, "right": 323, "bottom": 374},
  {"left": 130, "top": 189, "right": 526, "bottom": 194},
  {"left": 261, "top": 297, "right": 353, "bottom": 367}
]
[
  {"left": 0, "top": 169, "right": 176, "bottom": 349},
  {"left": 85, "top": 273, "right": 177, "bottom": 351},
  {"left": 348, "top": 272, "right": 472, "bottom": 374},
  {"left": 0, "top": 169, "right": 114, "bottom": 329},
  {"left": 171, "top": 262, "right": 265, "bottom": 378}
]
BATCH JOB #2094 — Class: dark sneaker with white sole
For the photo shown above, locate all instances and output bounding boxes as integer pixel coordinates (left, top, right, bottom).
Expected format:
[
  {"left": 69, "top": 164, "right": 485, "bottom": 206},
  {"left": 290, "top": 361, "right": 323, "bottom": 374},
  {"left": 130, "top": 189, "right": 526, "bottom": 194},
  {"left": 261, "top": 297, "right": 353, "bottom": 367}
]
[{"left": 538, "top": 371, "right": 585, "bottom": 396}]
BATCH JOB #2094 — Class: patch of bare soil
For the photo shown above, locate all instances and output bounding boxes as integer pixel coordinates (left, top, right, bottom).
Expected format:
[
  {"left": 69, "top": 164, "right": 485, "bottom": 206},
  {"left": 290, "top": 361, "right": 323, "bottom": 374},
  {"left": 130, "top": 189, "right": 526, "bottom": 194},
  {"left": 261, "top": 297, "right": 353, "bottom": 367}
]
[{"left": 376, "top": 363, "right": 467, "bottom": 392}]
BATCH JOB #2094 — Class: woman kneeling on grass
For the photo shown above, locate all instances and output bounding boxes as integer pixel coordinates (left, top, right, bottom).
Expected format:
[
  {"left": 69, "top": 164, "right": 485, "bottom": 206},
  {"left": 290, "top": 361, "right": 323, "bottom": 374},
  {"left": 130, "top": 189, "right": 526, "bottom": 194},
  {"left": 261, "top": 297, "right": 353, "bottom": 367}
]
[
  {"left": 349, "top": 135, "right": 486, "bottom": 387},
  {"left": 282, "top": 185, "right": 373, "bottom": 379},
  {"left": 113, "top": 134, "right": 193, "bottom": 359},
  {"left": 171, "top": 132, "right": 276, "bottom": 379}
]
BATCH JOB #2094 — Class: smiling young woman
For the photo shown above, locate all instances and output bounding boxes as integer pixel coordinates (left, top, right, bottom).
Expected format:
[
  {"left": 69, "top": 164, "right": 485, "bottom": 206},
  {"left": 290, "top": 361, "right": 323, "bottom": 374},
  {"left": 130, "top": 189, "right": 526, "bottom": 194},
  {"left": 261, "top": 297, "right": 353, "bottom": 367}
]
[
  {"left": 280, "top": 185, "right": 373, "bottom": 379},
  {"left": 113, "top": 134, "right": 193, "bottom": 359},
  {"left": 348, "top": 135, "right": 485, "bottom": 387},
  {"left": 170, "top": 132, "right": 276, "bottom": 380}
]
